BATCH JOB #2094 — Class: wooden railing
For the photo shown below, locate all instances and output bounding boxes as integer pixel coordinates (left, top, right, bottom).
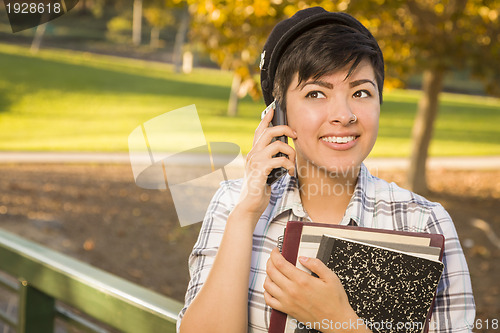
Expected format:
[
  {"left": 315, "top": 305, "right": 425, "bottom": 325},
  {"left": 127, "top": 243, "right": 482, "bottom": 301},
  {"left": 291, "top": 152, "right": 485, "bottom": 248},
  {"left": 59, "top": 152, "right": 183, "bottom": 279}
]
[{"left": 0, "top": 228, "right": 182, "bottom": 333}]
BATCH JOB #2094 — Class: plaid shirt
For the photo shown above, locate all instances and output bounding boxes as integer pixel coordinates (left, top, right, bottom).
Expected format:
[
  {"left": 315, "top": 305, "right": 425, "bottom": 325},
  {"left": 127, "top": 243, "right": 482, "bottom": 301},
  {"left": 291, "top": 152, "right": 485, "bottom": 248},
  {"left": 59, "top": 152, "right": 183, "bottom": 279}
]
[{"left": 177, "top": 163, "right": 475, "bottom": 332}]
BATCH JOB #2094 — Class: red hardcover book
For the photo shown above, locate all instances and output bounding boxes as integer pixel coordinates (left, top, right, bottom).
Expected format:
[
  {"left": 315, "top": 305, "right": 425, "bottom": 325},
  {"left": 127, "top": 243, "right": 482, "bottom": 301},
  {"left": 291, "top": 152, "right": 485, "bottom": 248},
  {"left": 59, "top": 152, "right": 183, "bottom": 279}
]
[{"left": 268, "top": 220, "right": 445, "bottom": 333}]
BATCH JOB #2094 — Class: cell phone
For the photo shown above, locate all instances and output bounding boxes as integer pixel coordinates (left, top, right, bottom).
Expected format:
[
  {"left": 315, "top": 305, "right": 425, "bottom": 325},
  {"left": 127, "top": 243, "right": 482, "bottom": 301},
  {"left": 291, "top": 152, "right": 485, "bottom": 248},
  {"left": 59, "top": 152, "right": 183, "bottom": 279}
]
[{"left": 261, "top": 100, "right": 289, "bottom": 185}]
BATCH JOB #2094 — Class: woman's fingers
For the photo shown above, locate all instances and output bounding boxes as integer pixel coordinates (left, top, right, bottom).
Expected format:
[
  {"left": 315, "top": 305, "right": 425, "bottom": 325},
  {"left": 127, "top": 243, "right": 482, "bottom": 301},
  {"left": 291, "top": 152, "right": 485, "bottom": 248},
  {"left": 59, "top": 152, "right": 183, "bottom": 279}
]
[
  {"left": 263, "top": 276, "right": 283, "bottom": 300},
  {"left": 254, "top": 125, "right": 297, "bottom": 151},
  {"left": 253, "top": 106, "right": 275, "bottom": 146},
  {"left": 298, "top": 257, "right": 335, "bottom": 282},
  {"left": 266, "top": 248, "right": 300, "bottom": 283},
  {"left": 237, "top": 106, "right": 297, "bottom": 217},
  {"left": 264, "top": 250, "right": 291, "bottom": 312},
  {"left": 260, "top": 140, "right": 296, "bottom": 165},
  {"left": 247, "top": 141, "right": 296, "bottom": 177},
  {"left": 249, "top": 105, "right": 297, "bottom": 179}
]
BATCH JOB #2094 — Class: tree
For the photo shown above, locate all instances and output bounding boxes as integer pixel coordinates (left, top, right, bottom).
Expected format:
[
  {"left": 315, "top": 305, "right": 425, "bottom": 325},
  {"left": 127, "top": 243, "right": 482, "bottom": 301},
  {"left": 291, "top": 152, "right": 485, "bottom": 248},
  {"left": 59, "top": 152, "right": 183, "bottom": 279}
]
[
  {"left": 187, "top": 0, "right": 304, "bottom": 116},
  {"left": 172, "top": 3, "right": 190, "bottom": 73},
  {"left": 143, "top": 0, "right": 175, "bottom": 49},
  {"left": 344, "top": 0, "right": 500, "bottom": 193},
  {"left": 132, "top": 0, "right": 143, "bottom": 46},
  {"left": 189, "top": 0, "right": 499, "bottom": 174},
  {"left": 30, "top": 23, "right": 47, "bottom": 54},
  {"left": 142, "top": 0, "right": 190, "bottom": 70}
]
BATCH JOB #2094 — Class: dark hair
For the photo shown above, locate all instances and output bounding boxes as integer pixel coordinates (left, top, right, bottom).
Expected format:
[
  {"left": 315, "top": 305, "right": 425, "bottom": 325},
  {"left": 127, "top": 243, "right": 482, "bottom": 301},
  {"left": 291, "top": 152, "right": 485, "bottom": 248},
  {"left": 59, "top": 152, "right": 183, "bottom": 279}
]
[{"left": 273, "top": 22, "right": 385, "bottom": 109}]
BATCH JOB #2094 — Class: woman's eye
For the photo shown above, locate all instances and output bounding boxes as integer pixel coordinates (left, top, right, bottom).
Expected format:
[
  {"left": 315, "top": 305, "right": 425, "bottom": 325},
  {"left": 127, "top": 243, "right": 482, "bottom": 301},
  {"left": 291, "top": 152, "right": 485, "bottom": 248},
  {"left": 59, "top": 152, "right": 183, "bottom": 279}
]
[
  {"left": 305, "top": 91, "right": 326, "bottom": 99},
  {"left": 353, "top": 90, "right": 371, "bottom": 98}
]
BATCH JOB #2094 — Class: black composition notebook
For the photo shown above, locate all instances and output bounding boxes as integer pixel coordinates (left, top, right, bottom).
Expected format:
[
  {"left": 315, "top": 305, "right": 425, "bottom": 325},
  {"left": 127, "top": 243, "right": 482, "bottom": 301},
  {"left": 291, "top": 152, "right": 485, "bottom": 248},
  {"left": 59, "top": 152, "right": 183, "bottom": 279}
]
[{"left": 299, "top": 235, "right": 444, "bottom": 333}]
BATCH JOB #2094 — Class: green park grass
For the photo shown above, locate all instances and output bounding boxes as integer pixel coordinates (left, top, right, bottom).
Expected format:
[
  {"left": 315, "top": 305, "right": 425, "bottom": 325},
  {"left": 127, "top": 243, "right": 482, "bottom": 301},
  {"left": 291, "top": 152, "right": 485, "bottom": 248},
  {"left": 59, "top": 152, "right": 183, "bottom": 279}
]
[{"left": 0, "top": 42, "right": 499, "bottom": 157}]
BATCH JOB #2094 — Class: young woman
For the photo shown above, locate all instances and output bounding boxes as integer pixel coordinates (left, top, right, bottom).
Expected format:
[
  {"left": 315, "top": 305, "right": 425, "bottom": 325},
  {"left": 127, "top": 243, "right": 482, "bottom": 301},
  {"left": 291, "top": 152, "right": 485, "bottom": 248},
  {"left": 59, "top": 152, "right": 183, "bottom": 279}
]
[{"left": 178, "top": 7, "right": 475, "bottom": 333}]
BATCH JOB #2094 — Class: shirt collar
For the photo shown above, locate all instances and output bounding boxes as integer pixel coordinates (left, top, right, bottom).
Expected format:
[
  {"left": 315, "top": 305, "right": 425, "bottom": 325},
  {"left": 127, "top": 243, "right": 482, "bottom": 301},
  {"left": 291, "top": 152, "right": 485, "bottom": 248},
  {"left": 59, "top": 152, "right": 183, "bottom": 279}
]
[
  {"left": 270, "top": 163, "right": 374, "bottom": 227},
  {"left": 271, "top": 174, "right": 308, "bottom": 220},
  {"left": 341, "top": 163, "right": 372, "bottom": 227}
]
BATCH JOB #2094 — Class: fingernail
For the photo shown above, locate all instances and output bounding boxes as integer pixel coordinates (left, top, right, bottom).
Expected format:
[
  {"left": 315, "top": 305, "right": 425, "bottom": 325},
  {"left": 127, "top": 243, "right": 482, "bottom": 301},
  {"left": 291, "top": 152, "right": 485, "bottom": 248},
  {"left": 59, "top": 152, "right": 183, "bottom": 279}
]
[{"left": 299, "top": 256, "right": 308, "bottom": 263}]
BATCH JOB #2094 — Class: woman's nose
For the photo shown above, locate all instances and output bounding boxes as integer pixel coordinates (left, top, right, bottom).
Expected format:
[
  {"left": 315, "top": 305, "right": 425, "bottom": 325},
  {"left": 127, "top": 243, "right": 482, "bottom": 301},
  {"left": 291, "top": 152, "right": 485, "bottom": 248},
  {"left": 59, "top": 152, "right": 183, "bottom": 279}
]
[{"left": 327, "top": 98, "right": 356, "bottom": 126}]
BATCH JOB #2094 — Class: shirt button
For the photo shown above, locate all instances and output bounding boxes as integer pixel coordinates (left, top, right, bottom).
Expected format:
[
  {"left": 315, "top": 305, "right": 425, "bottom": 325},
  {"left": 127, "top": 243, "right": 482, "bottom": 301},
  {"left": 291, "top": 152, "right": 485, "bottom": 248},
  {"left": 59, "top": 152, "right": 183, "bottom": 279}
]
[{"left": 293, "top": 204, "right": 306, "bottom": 217}]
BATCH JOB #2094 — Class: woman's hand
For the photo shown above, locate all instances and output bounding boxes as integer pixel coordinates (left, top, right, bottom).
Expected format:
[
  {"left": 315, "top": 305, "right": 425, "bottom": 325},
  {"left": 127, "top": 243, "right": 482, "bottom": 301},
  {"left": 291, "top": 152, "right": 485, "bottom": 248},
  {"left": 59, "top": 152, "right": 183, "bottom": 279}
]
[
  {"left": 237, "top": 107, "right": 296, "bottom": 221},
  {"left": 264, "top": 248, "right": 368, "bottom": 332}
]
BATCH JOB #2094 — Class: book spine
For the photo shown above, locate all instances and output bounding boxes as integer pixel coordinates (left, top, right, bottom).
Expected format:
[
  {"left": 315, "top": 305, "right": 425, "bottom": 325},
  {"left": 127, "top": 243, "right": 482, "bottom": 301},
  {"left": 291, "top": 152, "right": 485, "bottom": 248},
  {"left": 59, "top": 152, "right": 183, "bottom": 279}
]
[
  {"left": 269, "top": 222, "right": 304, "bottom": 333},
  {"left": 277, "top": 233, "right": 284, "bottom": 253},
  {"left": 424, "top": 233, "right": 445, "bottom": 333},
  {"left": 316, "top": 235, "right": 336, "bottom": 264}
]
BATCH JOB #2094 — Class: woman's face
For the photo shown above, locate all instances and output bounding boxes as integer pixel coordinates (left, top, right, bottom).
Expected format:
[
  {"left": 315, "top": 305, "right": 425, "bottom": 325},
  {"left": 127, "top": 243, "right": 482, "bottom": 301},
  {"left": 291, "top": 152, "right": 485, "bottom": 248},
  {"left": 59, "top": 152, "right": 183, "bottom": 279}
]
[{"left": 286, "top": 59, "right": 380, "bottom": 176}]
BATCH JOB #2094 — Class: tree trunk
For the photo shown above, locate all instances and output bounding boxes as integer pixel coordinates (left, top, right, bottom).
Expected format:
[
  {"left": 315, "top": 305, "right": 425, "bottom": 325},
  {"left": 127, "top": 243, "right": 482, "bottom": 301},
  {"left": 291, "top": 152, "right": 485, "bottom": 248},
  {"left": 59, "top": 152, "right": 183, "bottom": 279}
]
[
  {"left": 150, "top": 27, "right": 160, "bottom": 49},
  {"left": 407, "top": 68, "right": 446, "bottom": 194},
  {"left": 173, "top": 5, "right": 190, "bottom": 73},
  {"left": 227, "top": 73, "right": 242, "bottom": 117},
  {"left": 80, "top": 0, "right": 87, "bottom": 13},
  {"left": 132, "top": 0, "right": 143, "bottom": 46},
  {"left": 30, "top": 23, "right": 47, "bottom": 53}
]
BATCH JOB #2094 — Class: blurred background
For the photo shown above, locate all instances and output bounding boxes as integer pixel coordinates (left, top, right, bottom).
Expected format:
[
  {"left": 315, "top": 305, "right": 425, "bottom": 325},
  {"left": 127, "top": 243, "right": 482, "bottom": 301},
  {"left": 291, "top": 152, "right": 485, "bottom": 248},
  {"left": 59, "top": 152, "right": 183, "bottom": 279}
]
[{"left": 0, "top": 0, "right": 499, "bottom": 332}]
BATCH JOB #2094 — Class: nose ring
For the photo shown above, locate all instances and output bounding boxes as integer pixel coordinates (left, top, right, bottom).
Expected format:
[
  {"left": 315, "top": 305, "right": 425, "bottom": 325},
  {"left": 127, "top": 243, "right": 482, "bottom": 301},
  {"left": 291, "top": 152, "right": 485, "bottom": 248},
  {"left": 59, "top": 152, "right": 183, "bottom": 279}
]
[{"left": 349, "top": 114, "right": 358, "bottom": 124}]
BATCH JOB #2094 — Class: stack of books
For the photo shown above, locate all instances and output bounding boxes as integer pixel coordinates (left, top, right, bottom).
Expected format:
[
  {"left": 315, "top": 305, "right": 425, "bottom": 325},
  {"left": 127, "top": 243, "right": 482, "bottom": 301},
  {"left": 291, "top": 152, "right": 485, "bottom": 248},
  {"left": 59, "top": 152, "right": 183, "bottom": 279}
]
[{"left": 269, "top": 221, "right": 444, "bottom": 333}]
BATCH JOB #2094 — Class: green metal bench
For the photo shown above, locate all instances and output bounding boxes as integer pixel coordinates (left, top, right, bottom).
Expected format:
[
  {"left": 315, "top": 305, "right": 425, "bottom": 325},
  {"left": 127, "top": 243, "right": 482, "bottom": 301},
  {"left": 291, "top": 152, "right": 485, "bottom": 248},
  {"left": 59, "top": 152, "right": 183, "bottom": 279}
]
[{"left": 0, "top": 228, "right": 182, "bottom": 333}]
